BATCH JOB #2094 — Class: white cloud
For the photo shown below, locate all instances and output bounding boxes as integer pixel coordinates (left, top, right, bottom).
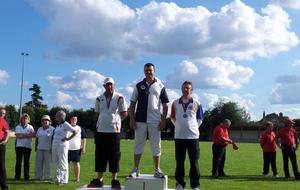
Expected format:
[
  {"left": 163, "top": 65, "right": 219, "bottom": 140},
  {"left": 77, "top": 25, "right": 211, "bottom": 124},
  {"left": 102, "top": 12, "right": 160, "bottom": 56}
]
[
  {"left": 274, "top": 0, "right": 300, "bottom": 9},
  {"left": 203, "top": 93, "right": 255, "bottom": 110},
  {"left": 0, "top": 69, "right": 10, "bottom": 85},
  {"left": 165, "top": 57, "right": 254, "bottom": 89},
  {"left": 48, "top": 69, "right": 106, "bottom": 105},
  {"left": 292, "top": 59, "right": 300, "bottom": 67},
  {"left": 0, "top": 102, "right": 6, "bottom": 107},
  {"left": 270, "top": 75, "right": 300, "bottom": 104},
  {"left": 30, "top": 0, "right": 136, "bottom": 61},
  {"left": 30, "top": 0, "right": 298, "bottom": 61},
  {"left": 54, "top": 91, "right": 73, "bottom": 104}
]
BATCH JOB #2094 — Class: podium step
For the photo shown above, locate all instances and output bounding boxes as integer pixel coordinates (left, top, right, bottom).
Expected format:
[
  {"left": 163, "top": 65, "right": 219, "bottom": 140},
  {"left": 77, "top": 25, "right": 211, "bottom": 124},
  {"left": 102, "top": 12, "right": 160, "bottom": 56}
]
[
  {"left": 125, "top": 174, "right": 168, "bottom": 190},
  {"left": 76, "top": 184, "right": 125, "bottom": 190}
]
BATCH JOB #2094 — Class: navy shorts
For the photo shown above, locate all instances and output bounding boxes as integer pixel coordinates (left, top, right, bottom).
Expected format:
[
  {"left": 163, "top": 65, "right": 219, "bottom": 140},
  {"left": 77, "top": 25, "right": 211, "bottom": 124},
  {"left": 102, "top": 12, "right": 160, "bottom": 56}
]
[
  {"left": 68, "top": 149, "right": 82, "bottom": 162},
  {"left": 95, "top": 132, "right": 121, "bottom": 173}
]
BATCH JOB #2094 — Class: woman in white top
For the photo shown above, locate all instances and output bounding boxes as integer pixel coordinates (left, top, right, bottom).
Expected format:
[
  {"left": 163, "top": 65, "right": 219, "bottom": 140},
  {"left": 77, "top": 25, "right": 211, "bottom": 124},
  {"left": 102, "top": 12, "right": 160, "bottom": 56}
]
[
  {"left": 14, "top": 113, "right": 35, "bottom": 180},
  {"left": 35, "top": 115, "right": 55, "bottom": 180},
  {"left": 68, "top": 115, "right": 87, "bottom": 182},
  {"left": 52, "top": 110, "right": 77, "bottom": 185}
]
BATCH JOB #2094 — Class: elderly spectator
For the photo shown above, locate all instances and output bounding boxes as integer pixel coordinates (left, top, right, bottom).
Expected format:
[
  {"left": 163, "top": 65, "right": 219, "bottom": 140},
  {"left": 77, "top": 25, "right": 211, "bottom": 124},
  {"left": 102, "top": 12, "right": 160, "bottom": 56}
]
[
  {"left": 52, "top": 110, "right": 77, "bottom": 185},
  {"left": 35, "top": 115, "right": 55, "bottom": 180},
  {"left": 14, "top": 113, "right": 35, "bottom": 180}
]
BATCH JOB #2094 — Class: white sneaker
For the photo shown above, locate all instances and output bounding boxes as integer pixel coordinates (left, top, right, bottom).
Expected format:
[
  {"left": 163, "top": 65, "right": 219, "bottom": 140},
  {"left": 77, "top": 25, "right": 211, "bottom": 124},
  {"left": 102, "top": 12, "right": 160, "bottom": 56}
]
[
  {"left": 175, "top": 183, "right": 184, "bottom": 190},
  {"left": 128, "top": 167, "right": 140, "bottom": 177},
  {"left": 154, "top": 168, "right": 165, "bottom": 178}
]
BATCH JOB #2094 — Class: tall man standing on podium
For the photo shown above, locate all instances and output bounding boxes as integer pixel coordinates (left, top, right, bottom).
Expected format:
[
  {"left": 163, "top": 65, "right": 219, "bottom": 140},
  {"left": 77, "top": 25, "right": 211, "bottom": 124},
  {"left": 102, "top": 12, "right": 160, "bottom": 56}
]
[{"left": 129, "top": 63, "right": 169, "bottom": 178}]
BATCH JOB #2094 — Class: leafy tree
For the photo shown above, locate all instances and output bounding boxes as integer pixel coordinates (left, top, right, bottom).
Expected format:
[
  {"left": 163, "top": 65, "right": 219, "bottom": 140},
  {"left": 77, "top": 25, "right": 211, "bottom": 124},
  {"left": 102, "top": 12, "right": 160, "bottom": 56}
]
[
  {"left": 203, "top": 101, "right": 250, "bottom": 131},
  {"left": 4, "top": 105, "right": 19, "bottom": 129},
  {"left": 25, "top": 84, "right": 47, "bottom": 108}
]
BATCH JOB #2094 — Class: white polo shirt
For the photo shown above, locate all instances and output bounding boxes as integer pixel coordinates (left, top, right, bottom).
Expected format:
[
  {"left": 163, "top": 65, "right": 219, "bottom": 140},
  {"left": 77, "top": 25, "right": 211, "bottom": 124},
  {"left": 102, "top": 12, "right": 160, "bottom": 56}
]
[
  {"left": 131, "top": 78, "right": 169, "bottom": 124},
  {"left": 15, "top": 124, "right": 35, "bottom": 149},
  {"left": 171, "top": 97, "right": 204, "bottom": 139},
  {"left": 52, "top": 121, "right": 75, "bottom": 147},
  {"left": 69, "top": 125, "right": 81, "bottom": 150},
  {"left": 36, "top": 126, "right": 55, "bottom": 150},
  {"left": 95, "top": 92, "right": 127, "bottom": 133}
]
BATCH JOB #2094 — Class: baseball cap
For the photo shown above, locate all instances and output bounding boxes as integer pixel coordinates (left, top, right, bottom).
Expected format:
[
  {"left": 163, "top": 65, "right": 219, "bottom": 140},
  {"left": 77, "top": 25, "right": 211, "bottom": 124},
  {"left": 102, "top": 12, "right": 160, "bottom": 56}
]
[
  {"left": 103, "top": 77, "right": 115, "bottom": 85},
  {"left": 41, "top": 115, "right": 51, "bottom": 122}
]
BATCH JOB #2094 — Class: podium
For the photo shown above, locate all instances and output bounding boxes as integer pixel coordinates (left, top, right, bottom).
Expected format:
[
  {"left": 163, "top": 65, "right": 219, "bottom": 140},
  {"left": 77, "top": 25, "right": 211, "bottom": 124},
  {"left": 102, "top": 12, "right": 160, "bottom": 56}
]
[
  {"left": 125, "top": 174, "right": 168, "bottom": 190},
  {"left": 77, "top": 174, "right": 173, "bottom": 190},
  {"left": 76, "top": 185, "right": 125, "bottom": 190}
]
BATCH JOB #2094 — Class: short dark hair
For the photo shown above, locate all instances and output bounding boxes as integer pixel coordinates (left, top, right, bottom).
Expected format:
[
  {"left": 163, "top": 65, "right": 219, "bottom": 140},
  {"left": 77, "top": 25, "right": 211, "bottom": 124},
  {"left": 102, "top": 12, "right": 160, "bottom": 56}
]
[
  {"left": 182, "top": 81, "right": 193, "bottom": 89},
  {"left": 144, "top": 63, "right": 155, "bottom": 69}
]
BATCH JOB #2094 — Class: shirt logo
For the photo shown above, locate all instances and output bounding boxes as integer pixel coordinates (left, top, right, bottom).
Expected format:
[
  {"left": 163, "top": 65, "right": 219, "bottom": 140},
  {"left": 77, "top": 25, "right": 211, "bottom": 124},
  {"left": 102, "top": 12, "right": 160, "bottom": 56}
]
[{"left": 140, "top": 85, "right": 146, "bottom": 90}]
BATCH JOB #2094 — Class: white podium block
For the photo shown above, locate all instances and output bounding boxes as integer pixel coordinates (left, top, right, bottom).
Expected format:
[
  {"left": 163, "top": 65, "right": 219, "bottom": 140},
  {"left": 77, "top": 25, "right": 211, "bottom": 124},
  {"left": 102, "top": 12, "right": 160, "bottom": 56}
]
[
  {"left": 125, "top": 174, "right": 168, "bottom": 190},
  {"left": 76, "top": 184, "right": 125, "bottom": 190}
]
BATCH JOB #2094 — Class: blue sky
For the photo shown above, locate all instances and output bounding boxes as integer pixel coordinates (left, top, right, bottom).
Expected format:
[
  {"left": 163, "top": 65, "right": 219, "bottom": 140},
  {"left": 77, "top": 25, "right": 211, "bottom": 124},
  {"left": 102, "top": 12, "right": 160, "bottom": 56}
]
[{"left": 1, "top": 0, "right": 300, "bottom": 121}]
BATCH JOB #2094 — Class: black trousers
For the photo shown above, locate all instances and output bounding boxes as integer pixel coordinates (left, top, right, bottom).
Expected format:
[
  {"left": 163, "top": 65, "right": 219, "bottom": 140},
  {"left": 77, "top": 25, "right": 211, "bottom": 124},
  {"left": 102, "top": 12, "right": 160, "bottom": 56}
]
[
  {"left": 175, "top": 139, "right": 200, "bottom": 189},
  {"left": 15, "top": 147, "right": 31, "bottom": 180},
  {"left": 0, "top": 144, "right": 8, "bottom": 190},
  {"left": 212, "top": 144, "right": 226, "bottom": 176},
  {"left": 281, "top": 144, "right": 300, "bottom": 178},
  {"left": 263, "top": 152, "right": 278, "bottom": 175},
  {"left": 95, "top": 132, "right": 120, "bottom": 173}
]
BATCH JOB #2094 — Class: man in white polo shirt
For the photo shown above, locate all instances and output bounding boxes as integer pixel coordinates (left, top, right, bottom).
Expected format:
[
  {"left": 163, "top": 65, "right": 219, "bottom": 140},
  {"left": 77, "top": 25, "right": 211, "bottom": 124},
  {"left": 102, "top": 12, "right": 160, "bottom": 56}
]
[
  {"left": 88, "top": 77, "right": 127, "bottom": 189},
  {"left": 129, "top": 63, "right": 169, "bottom": 178},
  {"left": 170, "top": 81, "right": 204, "bottom": 190}
]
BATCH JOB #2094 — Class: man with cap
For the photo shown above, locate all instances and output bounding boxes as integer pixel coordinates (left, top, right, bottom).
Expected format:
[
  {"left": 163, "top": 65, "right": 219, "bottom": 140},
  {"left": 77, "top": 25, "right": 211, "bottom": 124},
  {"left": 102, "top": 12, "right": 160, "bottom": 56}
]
[
  {"left": 14, "top": 113, "right": 35, "bottom": 180},
  {"left": 128, "top": 63, "right": 169, "bottom": 178},
  {"left": 88, "top": 77, "right": 127, "bottom": 189},
  {"left": 35, "top": 115, "right": 55, "bottom": 180},
  {"left": 276, "top": 118, "right": 300, "bottom": 180},
  {"left": 211, "top": 119, "right": 238, "bottom": 178},
  {"left": 0, "top": 107, "right": 9, "bottom": 190}
]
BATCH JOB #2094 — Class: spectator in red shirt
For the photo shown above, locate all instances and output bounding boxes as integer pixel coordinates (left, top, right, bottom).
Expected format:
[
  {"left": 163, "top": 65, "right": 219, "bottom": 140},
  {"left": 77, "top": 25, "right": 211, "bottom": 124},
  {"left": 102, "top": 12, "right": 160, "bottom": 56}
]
[
  {"left": 211, "top": 119, "right": 238, "bottom": 178},
  {"left": 260, "top": 121, "right": 278, "bottom": 177},
  {"left": 276, "top": 118, "right": 300, "bottom": 180},
  {"left": 0, "top": 107, "right": 9, "bottom": 190}
]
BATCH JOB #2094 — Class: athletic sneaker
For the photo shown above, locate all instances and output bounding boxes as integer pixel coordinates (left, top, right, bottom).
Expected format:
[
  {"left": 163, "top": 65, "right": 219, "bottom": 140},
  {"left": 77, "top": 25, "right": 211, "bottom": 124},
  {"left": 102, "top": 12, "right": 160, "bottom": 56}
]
[
  {"left": 154, "top": 168, "right": 165, "bottom": 178},
  {"left": 87, "top": 179, "right": 103, "bottom": 188},
  {"left": 128, "top": 168, "right": 140, "bottom": 177},
  {"left": 111, "top": 179, "right": 121, "bottom": 190},
  {"left": 175, "top": 183, "right": 184, "bottom": 190}
]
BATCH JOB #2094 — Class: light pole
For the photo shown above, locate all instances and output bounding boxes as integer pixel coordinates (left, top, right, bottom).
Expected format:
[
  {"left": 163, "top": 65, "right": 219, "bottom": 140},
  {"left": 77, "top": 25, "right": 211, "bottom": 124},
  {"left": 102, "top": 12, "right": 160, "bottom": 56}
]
[{"left": 19, "top": 52, "right": 29, "bottom": 120}]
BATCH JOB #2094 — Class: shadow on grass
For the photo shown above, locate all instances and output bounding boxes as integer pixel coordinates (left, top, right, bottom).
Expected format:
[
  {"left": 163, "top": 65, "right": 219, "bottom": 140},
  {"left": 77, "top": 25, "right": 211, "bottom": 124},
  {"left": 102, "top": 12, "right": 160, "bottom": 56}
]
[
  {"left": 200, "top": 175, "right": 298, "bottom": 182},
  {"left": 7, "top": 178, "right": 53, "bottom": 184}
]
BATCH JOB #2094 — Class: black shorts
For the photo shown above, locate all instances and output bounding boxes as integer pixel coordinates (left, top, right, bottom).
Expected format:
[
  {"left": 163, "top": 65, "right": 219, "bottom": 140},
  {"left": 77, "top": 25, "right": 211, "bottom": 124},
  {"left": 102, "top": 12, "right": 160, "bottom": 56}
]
[
  {"left": 95, "top": 132, "right": 121, "bottom": 173},
  {"left": 68, "top": 149, "right": 82, "bottom": 162}
]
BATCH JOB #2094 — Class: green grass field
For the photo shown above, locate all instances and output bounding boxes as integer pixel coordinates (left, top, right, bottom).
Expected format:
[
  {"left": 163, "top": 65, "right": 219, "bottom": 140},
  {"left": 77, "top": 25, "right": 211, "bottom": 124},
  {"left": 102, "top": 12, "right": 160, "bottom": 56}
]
[{"left": 4, "top": 139, "right": 300, "bottom": 190}]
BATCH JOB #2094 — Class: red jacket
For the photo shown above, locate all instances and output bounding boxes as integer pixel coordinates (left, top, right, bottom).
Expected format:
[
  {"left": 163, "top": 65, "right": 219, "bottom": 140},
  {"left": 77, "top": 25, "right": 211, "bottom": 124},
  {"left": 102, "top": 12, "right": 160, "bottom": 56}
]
[
  {"left": 260, "top": 129, "right": 277, "bottom": 152},
  {"left": 277, "top": 127, "right": 296, "bottom": 148},
  {"left": 0, "top": 117, "right": 9, "bottom": 140},
  {"left": 212, "top": 124, "right": 229, "bottom": 147}
]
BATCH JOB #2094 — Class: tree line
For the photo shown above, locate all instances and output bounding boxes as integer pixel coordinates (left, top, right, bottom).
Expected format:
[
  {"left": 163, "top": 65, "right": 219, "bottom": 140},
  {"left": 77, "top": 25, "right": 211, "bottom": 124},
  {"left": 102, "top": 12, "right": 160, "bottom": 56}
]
[{"left": 2, "top": 84, "right": 252, "bottom": 139}]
